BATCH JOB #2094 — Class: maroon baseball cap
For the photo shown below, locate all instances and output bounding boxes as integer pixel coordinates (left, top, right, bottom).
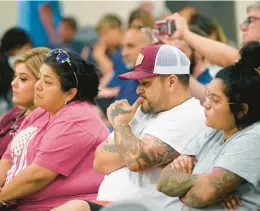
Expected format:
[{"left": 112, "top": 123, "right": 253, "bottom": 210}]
[{"left": 118, "top": 44, "right": 190, "bottom": 80}]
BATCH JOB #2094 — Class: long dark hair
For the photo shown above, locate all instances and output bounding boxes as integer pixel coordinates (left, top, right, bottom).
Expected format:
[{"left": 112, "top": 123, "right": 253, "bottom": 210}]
[
  {"left": 215, "top": 41, "right": 260, "bottom": 129},
  {"left": 44, "top": 51, "right": 99, "bottom": 104}
]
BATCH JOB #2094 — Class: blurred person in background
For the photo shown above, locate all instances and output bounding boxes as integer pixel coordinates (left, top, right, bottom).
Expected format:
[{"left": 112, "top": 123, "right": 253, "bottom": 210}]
[
  {"left": 96, "top": 14, "right": 155, "bottom": 129},
  {"left": 87, "top": 14, "right": 126, "bottom": 114},
  {"left": 167, "top": 11, "right": 226, "bottom": 85},
  {"left": 165, "top": 2, "right": 260, "bottom": 68},
  {"left": 0, "top": 47, "right": 50, "bottom": 159},
  {"left": 51, "top": 16, "right": 85, "bottom": 56},
  {"left": 0, "top": 27, "right": 32, "bottom": 115},
  {"left": 189, "top": 14, "right": 227, "bottom": 84},
  {"left": 160, "top": 2, "right": 260, "bottom": 103},
  {"left": 128, "top": 8, "right": 154, "bottom": 29},
  {"left": 115, "top": 27, "right": 154, "bottom": 105},
  {"left": 189, "top": 14, "right": 228, "bottom": 44},
  {"left": 18, "top": 0, "right": 62, "bottom": 47},
  {"left": 138, "top": 1, "right": 172, "bottom": 21}
]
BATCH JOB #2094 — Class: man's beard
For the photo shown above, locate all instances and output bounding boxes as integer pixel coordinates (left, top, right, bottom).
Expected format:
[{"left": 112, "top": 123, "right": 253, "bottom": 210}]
[{"left": 140, "top": 99, "right": 153, "bottom": 114}]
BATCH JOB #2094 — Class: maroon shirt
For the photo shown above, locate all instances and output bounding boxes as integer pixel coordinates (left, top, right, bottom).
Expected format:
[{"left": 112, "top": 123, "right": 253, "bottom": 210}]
[{"left": 0, "top": 107, "right": 25, "bottom": 158}]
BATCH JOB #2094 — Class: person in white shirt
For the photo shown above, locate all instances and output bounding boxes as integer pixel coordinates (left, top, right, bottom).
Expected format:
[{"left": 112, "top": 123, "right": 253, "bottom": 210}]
[{"left": 52, "top": 44, "right": 208, "bottom": 211}]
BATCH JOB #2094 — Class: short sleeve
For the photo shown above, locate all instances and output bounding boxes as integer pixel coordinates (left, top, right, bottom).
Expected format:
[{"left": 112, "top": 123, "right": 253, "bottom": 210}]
[
  {"left": 214, "top": 133, "right": 260, "bottom": 187},
  {"left": 183, "top": 128, "right": 216, "bottom": 156},
  {"left": 142, "top": 116, "right": 206, "bottom": 153},
  {"left": 34, "top": 121, "right": 97, "bottom": 176}
]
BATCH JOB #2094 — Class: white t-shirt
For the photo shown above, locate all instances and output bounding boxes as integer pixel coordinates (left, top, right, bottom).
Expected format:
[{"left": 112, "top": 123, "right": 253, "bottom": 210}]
[{"left": 97, "top": 98, "right": 208, "bottom": 209}]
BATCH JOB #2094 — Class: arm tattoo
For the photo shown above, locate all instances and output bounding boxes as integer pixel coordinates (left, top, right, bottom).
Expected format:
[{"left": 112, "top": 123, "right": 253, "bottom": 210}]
[
  {"left": 101, "top": 138, "right": 118, "bottom": 153},
  {"left": 103, "top": 144, "right": 118, "bottom": 153},
  {"left": 110, "top": 105, "right": 131, "bottom": 122},
  {"left": 157, "top": 164, "right": 197, "bottom": 197},
  {"left": 113, "top": 124, "right": 177, "bottom": 171},
  {"left": 181, "top": 167, "right": 245, "bottom": 208}
]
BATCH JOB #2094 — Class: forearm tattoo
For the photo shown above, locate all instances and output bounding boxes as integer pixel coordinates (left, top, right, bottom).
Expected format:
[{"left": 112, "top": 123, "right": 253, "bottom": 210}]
[
  {"left": 181, "top": 168, "right": 245, "bottom": 208},
  {"left": 114, "top": 124, "right": 176, "bottom": 171},
  {"left": 158, "top": 164, "right": 197, "bottom": 197}
]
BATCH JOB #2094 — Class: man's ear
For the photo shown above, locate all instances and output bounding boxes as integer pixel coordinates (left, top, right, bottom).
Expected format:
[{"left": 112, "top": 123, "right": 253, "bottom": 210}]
[{"left": 168, "top": 74, "right": 178, "bottom": 88}]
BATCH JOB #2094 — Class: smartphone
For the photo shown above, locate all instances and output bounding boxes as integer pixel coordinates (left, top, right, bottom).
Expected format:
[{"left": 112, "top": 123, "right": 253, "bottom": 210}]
[{"left": 154, "top": 20, "right": 176, "bottom": 37}]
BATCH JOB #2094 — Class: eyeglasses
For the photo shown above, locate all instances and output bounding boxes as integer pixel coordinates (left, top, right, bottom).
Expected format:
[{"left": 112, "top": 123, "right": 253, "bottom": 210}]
[
  {"left": 48, "top": 49, "right": 78, "bottom": 86},
  {"left": 241, "top": 16, "right": 260, "bottom": 26},
  {"left": 205, "top": 89, "right": 237, "bottom": 109}
]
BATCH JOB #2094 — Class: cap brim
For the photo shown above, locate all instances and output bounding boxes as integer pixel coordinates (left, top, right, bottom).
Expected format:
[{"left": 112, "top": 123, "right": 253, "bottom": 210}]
[{"left": 118, "top": 70, "right": 158, "bottom": 80}]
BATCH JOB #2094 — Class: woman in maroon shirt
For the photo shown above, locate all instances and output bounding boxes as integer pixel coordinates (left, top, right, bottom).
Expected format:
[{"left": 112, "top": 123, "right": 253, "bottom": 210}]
[{"left": 0, "top": 47, "right": 50, "bottom": 158}]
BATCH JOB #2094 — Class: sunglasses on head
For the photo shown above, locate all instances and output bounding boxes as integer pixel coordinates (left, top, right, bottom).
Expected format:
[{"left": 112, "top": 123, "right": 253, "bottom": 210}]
[{"left": 48, "top": 49, "right": 78, "bottom": 86}]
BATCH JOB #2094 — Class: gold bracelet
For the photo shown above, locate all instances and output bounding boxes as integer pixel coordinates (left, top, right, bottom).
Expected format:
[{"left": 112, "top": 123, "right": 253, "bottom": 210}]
[{"left": 0, "top": 200, "right": 6, "bottom": 206}]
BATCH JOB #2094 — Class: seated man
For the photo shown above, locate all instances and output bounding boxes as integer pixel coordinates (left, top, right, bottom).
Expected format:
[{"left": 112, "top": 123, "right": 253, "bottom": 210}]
[
  {"left": 52, "top": 44, "right": 208, "bottom": 211},
  {"left": 94, "top": 44, "right": 208, "bottom": 209}
]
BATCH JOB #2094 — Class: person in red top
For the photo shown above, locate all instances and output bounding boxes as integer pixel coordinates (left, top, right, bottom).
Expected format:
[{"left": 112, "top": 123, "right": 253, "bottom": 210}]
[{"left": 0, "top": 47, "right": 50, "bottom": 158}]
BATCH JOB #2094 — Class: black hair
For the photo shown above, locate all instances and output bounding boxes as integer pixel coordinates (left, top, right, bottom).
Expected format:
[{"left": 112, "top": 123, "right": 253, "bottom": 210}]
[
  {"left": 44, "top": 51, "right": 99, "bottom": 104},
  {"left": 190, "top": 15, "right": 215, "bottom": 36},
  {"left": 0, "top": 27, "right": 31, "bottom": 99},
  {"left": 215, "top": 41, "right": 260, "bottom": 129},
  {"left": 160, "top": 74, "right": 190, "bottom": 87},
  {"left": 0, "top": 27, "right": 32, "bottom": 53},
  {"left": 62, "top": 16, "right": 78, "bottom": 31},
  {"left": 176, "top": 74, "right": 190, "bottom": 87}
]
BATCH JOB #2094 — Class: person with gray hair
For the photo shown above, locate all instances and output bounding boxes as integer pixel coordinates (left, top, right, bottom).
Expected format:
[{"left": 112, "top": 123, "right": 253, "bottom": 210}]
[
  {"left": 99, "top": 26, "right": 155, "bottom": 105},
  {"left": 162, "top": 2, "right": 260, "bottom": 103},
  {"left": 165, "top": 2, "right": 260, "bottom": 68}
]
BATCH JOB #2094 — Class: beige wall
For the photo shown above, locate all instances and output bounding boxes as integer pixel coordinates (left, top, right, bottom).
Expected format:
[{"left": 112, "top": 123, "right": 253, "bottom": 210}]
[
  {"left": 0, "top": 0, "right": 255, "bottom": 45},
  {"left": 63, "top": 1, "right": 140, "bottom": 27},
  {"left": 0, "top": 1, "right": 17, "bottom": 36},
  {"left": 0, "top": 1, "right": 164, "bottom": 36}
]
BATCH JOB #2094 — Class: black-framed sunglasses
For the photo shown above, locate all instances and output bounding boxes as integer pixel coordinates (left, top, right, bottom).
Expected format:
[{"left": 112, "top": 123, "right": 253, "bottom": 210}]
[
  {"left": 241, "top": 16, "right": 260, "bottom": 26},
  {"left": 48, "top": 49, "right": 78, "bottom": 86}
]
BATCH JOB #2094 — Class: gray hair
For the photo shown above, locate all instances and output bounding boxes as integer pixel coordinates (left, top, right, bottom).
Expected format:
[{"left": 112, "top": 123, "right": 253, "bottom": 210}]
[
  {"left": 247, "top": 2, "right": 260, "bottom": 12},
  {"left": 139, "top": 27, "right": 156, "bottom": 44}
]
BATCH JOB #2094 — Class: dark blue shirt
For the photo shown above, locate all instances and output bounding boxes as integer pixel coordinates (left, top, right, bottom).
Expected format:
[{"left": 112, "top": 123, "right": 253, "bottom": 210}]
[{"left": 115, "top": 72, "right": 139, "bottom": 105}]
